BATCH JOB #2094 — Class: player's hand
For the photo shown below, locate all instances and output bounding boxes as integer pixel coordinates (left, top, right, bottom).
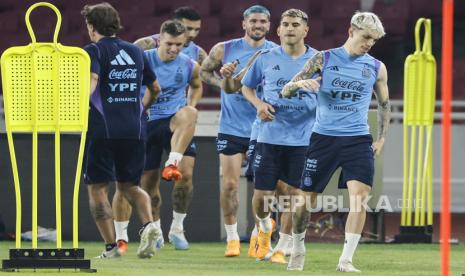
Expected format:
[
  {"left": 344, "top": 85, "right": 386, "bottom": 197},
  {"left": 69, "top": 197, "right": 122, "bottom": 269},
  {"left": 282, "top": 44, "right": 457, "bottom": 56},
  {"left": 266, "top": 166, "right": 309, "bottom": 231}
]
[
  {"left": 256, "top": 101, "right": 275, "bottom": 121},
  {"left": 296, "top": 76, "right": 321, "bottom": 92},
  {"left": 220, "top": 60, "right": 239, "bottom": 79},
  {"left": 372, "top": 138, "right": 385, "bottom": 158}
]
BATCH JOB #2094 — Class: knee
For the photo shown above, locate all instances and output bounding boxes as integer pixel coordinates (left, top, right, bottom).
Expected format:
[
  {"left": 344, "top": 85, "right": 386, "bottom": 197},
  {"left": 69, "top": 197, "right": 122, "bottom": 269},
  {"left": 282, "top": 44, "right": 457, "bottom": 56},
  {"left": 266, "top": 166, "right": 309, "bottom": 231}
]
[
  {"left": 222, "top": 178, "right": 239, "bottom": 194},
  {"left": 351, "top": 188, "right": 370, "bottom": 200},
  {"left": 151, "top": 192, "right": 162, "bottom": 209},
  {"left": 180, "top": 106, "right": 198, "bottom": 125}
]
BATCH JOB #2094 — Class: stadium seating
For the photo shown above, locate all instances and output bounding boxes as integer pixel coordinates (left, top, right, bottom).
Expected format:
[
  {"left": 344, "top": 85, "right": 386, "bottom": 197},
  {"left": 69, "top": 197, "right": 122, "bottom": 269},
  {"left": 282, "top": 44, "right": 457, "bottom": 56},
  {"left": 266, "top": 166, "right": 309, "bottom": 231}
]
[{"left": 0, "top": 0, "right": 463, "bottom": 103}]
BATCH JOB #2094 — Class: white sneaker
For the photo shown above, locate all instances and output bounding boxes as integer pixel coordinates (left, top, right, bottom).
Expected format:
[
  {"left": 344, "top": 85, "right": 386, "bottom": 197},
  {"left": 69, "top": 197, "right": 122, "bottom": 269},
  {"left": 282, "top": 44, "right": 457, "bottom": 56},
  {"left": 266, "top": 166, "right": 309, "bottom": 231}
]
[
  {"left": 95, "top": 246, "right": 120, "bottom": 259},
  {"left": 137, "top": 222, "right": 161, "bottom": 258},
  {"left": 168, "top": 229, "right": 189, "bottom": 250},
  {"left": 284, "top": 239, "right": 293, "bottom": 257},
  {"left": 287, "top": 252, "right": 305, "bottom": 271},
  {"left": 336, "top": 260, "right": 361, "bottom": 272}
]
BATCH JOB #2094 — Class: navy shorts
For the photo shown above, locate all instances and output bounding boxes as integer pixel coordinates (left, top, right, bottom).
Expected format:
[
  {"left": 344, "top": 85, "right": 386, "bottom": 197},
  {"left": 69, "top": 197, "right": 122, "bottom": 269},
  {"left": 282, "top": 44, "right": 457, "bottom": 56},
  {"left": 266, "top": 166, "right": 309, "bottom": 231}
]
[
  {"left": 83, "top": 139, "right": 145, "bottom": 185},
  {"left": 216, "top": 133, "right": 249, "bottom": 155},
  {"left": 245, "top": 139, "right": 257, "bottom": 180},
  {"left": 300, "top": 133, "right": 374, "bottom": 193},
  {"left": 145, "top": 117, "right": 196, "bottom": 170},
  {"left": 253, "top": 143, "right": 308, "bottom": 191}
]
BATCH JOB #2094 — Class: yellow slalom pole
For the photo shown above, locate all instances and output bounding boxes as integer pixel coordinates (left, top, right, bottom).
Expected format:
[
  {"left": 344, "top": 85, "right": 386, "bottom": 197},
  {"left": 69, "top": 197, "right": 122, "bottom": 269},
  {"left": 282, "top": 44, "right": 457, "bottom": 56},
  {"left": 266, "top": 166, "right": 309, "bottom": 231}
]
[
  {"left": 427, "top": 127, "right": 434, "bottom": 226},
  {"left": 401, "top": 124, "right": 409, "bottom": 226},
  {"left": 6, "top": 131, "right": 22, "bottom": 249},
  {"left": 73, "top": 133, "right": 87, "bottom": 249},
  {"left": 406, "top": 126, "right": 417, "bottom": 226},
  {"left": 420, "top": 126, "right": 433, "bottom": 225},
  {"left": 414, "top": 125, "right": 424, "bottom": 225}
]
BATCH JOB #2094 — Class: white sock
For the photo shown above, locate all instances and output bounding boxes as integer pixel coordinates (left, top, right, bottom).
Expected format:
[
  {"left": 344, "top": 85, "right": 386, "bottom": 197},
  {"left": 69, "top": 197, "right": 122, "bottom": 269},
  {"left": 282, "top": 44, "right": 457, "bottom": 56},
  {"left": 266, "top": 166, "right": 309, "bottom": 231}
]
[
  {"left": 170, "top": 211, "right": 186, "bottom": 232},
  {"left": 114, "top": 220, "right": 129, "bottom": 242},
  {"left": 256, "top": 214, "right": 272, "bottom": 233},
  {"left": 292, "top": 231, "right": 306, "bottom": 253},
  {"left": 339, "top": 232, "right": 361, "bottom": 263},
  {"left": 251, "top": 224, "right": 258, "bottom": 237},
  {"left": 274, "top": 232, "right": 291, "bottom": 252},
  {"left": 225, "top": 223, "right": 240, "bottom": 242},
  {"left": 153, "top": 219, "right": 161, "bottom": 229},
  {"left": 165, "top": 152, "right": 183, "bottom": 167}
]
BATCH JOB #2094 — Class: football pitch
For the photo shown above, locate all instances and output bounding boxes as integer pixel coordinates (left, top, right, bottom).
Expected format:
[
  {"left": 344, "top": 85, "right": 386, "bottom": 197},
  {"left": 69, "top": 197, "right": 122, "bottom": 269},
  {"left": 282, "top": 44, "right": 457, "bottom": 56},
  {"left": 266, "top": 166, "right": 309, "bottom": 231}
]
[{"left": 0, "top": 242, "right": 463, "bottom": 275}]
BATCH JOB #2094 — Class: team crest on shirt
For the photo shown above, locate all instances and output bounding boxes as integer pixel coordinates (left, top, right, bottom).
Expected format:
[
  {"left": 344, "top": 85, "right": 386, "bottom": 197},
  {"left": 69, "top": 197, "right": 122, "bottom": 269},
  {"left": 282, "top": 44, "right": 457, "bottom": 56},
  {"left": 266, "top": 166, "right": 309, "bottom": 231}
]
[
  {"left": 362, "top": 64, "right": 371, "bottom": 78},
  {"left": 175, "top": 67, "right": 183, "bottom": 83}
]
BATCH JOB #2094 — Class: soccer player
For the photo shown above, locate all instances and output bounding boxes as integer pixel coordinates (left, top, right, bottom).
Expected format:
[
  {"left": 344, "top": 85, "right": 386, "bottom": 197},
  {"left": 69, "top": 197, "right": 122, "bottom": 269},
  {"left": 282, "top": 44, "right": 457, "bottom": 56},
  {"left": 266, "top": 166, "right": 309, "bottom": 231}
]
[
  {"left": 112, "top": 20, "right": 202, "bottom": 252},
  {"left": 200, "top": 5, "right": 277, "bottom": 257},
  {"left": 241, "top": 9, "right": 319, "bottom": 263},
  {"left": 134, "top": 6, "right": 207, "bottom": 65},
  {"left": 281, "top": 11, "right": 391, "bottom": 272},
  {"left": 81, "top": 3, "right": 161, "bottom": 259}
]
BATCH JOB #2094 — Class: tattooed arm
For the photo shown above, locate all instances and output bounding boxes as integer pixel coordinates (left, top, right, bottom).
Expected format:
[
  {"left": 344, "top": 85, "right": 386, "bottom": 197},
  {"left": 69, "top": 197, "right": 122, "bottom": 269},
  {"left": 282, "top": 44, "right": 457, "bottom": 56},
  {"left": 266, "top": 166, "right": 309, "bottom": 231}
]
[
  {"left": 200, "top": 42, "right": 224, "bottom": 89},
  {"left": 281, "top": 52, "right": 323, "bottom": 98},
  {"left": 187, "top": 63, "right": 203, "bottom": 107},
  {"left": 197, "top": 46, "right": 208, "bottom": 65},
  {"left": 372, "top": 62, "right": 391, "bottom": 157},
  {"left": 134, "top": 36, "right": 158, "bottom": 50}
]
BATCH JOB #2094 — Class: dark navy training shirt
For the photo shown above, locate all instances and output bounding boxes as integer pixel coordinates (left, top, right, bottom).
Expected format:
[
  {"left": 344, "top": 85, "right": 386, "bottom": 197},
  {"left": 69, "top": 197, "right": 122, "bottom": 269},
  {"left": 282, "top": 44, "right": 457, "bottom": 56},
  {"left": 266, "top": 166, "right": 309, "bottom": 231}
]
[{"left": 84, "top": 37, "right": 157, "bottom": 140}]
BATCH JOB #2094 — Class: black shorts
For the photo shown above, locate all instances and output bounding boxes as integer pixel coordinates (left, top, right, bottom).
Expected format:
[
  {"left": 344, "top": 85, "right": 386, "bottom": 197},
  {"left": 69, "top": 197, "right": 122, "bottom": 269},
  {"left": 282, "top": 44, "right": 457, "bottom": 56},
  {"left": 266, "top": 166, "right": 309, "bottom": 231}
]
[
  {"left": 245, "top": 139, "right": 257, "bottom": 180},
  {"left": 216, "top": 133, "right": 249, "bottom": 155},
  {"left": 145, "top": 117, "right": 196, "bottom": 170},
  {"left": 83, "top": 139, "right": 145, "bottom": 185},
  {"left": 253, "top": 143, "right": 308, "bottom": 191},
  {"left": 300, "top": 133, "right": 374, "bottom": 193}
]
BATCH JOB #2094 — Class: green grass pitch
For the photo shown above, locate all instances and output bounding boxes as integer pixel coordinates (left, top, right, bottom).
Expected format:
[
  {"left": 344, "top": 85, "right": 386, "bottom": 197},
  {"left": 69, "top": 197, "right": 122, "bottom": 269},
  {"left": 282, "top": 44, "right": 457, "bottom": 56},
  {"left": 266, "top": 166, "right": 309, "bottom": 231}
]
[{"left": 1, "top": 241, "right": 463, "bottom": 275}]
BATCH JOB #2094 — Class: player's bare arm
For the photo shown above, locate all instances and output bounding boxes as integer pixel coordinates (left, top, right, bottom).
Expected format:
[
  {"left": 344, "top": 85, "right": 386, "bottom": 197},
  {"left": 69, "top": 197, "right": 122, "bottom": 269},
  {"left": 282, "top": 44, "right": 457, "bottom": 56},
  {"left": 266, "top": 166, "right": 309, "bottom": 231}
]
[
  {"left": 134, "top": 36, "right": 158, "bottom": 50},
  {"left": 200, "top": 42, "right": 224, "bottom": 88},
  {"left": 373, "top": 62, "right": 391, "bottom": 157},
  {"left": 143, "top": 80, "right": 161, "bottom": 110},
  {"left": 90, "top": 73, "right": 99, "bottom": 94},
  {"left": 281, "top": 52, "right": 323, "bottom": 98},
  {"left": 187, "top": 63, "right": 203, "bottom": 107},
  {"left": 242, "top": 85, "right": 275, "bottom": 121},
  {"left": 221, "top": 50, "right": 264, "bottom": 93}
]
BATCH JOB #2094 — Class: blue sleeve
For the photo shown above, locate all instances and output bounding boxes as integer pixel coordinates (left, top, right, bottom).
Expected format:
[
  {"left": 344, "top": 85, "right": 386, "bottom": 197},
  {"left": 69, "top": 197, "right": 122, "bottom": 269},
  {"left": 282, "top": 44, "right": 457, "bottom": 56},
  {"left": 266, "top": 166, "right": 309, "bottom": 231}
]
[
  {"left": 142, "top": 50, "right": 157, "bottom": 86},
  {"left": 84, "top": 44, "right": 101, "bottom": 75},
  {"left": 241, "top": 55, "right": 263, "bottom": 89}
]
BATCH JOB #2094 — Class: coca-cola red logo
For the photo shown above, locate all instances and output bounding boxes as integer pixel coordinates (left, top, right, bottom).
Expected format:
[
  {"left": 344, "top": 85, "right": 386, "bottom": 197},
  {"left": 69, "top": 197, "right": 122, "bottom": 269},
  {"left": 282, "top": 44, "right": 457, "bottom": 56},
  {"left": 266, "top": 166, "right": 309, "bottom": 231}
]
[
  {"left": 331, "top": 77, "right": 365, "bottom": 92},
  {"left": 109, "top": 69, "right": 137, "bottom": 80}
]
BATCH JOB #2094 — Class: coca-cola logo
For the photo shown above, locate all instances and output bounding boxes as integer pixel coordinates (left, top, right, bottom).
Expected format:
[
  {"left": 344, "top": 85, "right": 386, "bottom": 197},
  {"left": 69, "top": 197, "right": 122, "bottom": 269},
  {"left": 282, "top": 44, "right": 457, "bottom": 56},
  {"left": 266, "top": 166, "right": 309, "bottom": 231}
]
[
  {"left": 109, "top": 69, "right": 137, "bottom": 80},
  {"left": 276, "top": 78, "right": 290, "bottom": 87},
  {"left": 331, "top": 77, "right": 365, "bottom": 92}
]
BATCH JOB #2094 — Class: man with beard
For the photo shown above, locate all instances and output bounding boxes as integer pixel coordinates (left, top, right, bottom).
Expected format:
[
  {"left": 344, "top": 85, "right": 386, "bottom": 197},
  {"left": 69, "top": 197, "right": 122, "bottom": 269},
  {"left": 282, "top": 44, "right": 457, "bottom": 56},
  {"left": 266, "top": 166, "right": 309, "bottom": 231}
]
[
  {"left": 200, "top": 5, "right": 278, "bottom": 257},
  {"left": 241, "top": 9, "right": 319, "bottom": 263},
  {"left": 281, "top": 11, "right": 390, "bottom": 272},
  {"left": 134, "top": 6, "right": 207, "bottom": 65},
  {"left": 112, "top": 20, "right": 202, "bottom": 253}
]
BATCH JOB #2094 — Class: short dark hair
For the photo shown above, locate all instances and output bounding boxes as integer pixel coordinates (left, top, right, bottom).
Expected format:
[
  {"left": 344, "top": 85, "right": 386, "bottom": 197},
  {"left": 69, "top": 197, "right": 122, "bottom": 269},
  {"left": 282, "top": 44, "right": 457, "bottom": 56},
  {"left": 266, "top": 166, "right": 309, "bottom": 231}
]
[
  {"left": 160, "top": 20, "right": 186, "bottom": 36},
  {"left": 173, "top": 6, "right": 201, "bottom": 21},
  {"left": 81, "top": 2, "right": 122, "bottom": 36},
  {"left": 281, "top": 9, "right": 308, "bottom": 24},
  {"left": 243, "top": 5, "right": 270, "bottom": 19}
]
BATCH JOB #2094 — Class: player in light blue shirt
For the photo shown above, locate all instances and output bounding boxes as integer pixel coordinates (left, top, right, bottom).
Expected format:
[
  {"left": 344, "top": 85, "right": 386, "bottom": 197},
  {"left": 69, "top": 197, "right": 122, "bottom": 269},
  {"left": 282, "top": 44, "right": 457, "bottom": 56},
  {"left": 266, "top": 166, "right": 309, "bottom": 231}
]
[
  {"left": 242, "top": 8, "right": 318, "bottom": 263},
  {"left": 200, "top": 5, "right": 278, "bottom": 257},
  {"left": 282, "top": 12, "right": 391, "bottom": 272},
  {"left": 112, "top": 20, "right": 202, "bottom": 252}
]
